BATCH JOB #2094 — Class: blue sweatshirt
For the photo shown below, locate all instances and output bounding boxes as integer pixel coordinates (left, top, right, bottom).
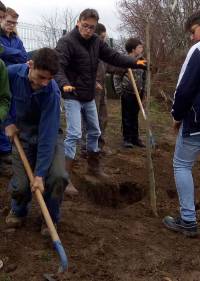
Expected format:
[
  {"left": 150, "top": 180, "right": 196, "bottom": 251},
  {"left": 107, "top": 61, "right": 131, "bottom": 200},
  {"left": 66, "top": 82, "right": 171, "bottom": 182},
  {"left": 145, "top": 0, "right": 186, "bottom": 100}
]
[
  {"left": 0, "top": 28, "right": 27, "bottom": 66},
  {"left": 5, "top": 64, "right": 61, "bottom": 177},
  {"left": 172, "top": 42, "right": 200, "bottom": 136}
]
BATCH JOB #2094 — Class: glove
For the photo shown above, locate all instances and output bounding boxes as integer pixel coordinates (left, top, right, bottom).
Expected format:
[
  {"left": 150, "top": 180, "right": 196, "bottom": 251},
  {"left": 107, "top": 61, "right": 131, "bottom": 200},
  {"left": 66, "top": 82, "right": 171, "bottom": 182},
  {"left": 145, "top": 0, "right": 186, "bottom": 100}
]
[
  {"left": 136, "top": 59, "right": 147, "bottom": 67},
  {"left": 63, "top": 85, "right": 76, "bottom": 92}
]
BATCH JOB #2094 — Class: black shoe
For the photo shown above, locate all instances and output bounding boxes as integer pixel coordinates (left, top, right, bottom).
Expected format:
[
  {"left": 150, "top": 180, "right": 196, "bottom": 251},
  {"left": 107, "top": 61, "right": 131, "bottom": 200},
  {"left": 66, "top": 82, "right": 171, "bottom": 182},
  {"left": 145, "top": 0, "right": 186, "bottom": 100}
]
[
  {"left": 163, "top": 216, "right": 198, "bottom": 237},
  {"left": 123, "top": 141, "right": 134, "bottom": 148},
  {"left": 132, "top": 139, "right": 145, "bottom": 148}
]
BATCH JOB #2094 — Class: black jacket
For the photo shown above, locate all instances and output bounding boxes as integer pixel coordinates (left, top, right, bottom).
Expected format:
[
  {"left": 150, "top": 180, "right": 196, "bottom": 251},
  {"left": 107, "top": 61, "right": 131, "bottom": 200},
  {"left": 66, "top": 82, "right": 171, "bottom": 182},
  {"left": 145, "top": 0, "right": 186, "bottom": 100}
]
[
  {"left": 172, "top": 43, "right": 200, "bottom": 137},
  {"left": 55, "top": 27, "right": 140, "bottom": 102}
]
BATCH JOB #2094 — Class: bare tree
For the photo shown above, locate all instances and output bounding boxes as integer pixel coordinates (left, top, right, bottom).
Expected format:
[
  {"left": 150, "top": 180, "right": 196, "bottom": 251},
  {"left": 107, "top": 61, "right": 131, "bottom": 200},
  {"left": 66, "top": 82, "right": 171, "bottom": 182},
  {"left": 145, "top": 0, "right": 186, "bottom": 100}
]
[
  {"left": 117, "top": 0, "right": 200, "bottom": 98},
  {"left": 40, "top": 8, "right": 78, "bottom": 48}
]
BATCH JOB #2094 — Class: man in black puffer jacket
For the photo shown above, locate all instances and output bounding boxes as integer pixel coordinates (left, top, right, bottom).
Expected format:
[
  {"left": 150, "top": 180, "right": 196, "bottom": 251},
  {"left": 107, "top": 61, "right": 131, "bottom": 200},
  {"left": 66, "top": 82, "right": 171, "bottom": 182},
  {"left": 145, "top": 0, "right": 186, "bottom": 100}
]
[{"left": 55, "top": 8, "right": 146, "bottom": 193}]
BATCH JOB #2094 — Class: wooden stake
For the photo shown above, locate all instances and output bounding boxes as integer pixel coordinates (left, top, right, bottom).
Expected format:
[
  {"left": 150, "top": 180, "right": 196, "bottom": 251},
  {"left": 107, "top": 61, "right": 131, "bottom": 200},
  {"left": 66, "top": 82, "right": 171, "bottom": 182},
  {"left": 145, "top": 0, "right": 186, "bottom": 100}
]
[{"left": 145, "top": 18, "right": 158, "bottom": 216}]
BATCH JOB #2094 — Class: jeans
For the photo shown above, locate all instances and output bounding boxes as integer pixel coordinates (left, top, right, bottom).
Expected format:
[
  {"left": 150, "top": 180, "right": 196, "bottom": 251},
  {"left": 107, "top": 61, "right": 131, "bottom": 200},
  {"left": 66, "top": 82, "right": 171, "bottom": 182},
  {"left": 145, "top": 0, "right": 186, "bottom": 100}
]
[
  {"left": 10, "top": 134, "right": 68, "bottom": 223},
  {"left": 173, "top": 127, "right": 200, "bottom": 222},
  {"left": 64, "top": 99, "right": 101, "bottom": 159}
]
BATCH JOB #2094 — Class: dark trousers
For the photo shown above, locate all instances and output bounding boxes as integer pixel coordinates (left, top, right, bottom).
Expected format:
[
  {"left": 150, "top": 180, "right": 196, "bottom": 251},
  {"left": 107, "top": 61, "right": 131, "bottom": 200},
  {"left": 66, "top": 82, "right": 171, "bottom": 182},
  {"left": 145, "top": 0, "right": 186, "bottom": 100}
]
[
  {"left": 0, "top": 129, "right": 11, "bottom": 153},
  {"left": 9, "top": 134, "right": 68, "bottom": 223},
  {"left": 121, "top": 92, "right": 140, "bottom": 143}
]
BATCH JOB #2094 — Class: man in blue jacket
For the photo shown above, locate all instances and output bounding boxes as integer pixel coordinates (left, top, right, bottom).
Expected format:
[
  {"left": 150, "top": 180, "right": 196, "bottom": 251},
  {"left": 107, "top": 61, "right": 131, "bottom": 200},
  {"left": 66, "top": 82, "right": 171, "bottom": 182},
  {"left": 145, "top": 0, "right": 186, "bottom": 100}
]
[
  {"left": 0, "top": 7, "right": 27, "bottom": 66},
  {"left": 0, "top": 6, "right": 27, "bottom": 171},
  {"left": 4, "top": 48, "right": 68, "bottom": 235},
  {"left": 163, "top": 11, "right": 200, "bottom": 237}
]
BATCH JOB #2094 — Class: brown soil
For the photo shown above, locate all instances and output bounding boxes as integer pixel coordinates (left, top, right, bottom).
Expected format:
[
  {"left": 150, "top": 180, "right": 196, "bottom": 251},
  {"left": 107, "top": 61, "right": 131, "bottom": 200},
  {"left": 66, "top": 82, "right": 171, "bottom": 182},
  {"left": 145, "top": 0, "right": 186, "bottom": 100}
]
[{"left": 1, "top": 100, "right": 200, "bottom": 281}]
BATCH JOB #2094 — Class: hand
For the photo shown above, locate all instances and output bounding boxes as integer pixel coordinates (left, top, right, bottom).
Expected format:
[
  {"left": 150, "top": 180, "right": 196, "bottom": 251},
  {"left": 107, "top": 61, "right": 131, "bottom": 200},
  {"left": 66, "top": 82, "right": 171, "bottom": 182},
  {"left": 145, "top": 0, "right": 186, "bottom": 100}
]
[
  {"left": 5, "top": 124, "right": 19, "bottom": 140},
  {"left": 96, "top": 82, "right": 103, "bottom": 93},
  {"left": 63, "top": 85, "right": 76, "bottom": 92},
  {"left": 173, "top": 119, "right": 181, "bottom": 134},
  {"left": 31, "top": 176, "right": 44, "bottom": 193}
]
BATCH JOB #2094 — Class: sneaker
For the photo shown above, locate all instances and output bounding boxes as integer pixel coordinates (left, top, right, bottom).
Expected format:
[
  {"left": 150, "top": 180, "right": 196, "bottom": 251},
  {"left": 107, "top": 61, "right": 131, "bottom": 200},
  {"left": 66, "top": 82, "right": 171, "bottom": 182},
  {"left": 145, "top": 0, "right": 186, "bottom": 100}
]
[
  {"left": 132, "top": 139, "right": 145, "bottom": 148},
  {"left": 123, "top": 141, "right": 134, "bottom": 148},
  {"left": 6, "top": 210, "right": 25, "bottom": 228},
  {"left": 163, "top": 215, "right": 198, "bottom": 237},
  {"left": 41, "top": 222, "right": 57, "bottom": 237}
]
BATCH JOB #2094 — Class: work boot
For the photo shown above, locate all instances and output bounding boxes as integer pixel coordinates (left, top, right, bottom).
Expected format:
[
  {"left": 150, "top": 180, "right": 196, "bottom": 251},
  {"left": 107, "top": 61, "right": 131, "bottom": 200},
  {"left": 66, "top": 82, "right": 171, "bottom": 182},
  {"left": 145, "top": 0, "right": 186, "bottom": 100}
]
[
  {"left": 41, "top": 222, "right": 57, "bottom": 238},
  {"left": 65, "top": 157, "right": 79, "bottom": 196},
  {"left": 87, "top": 151, "right": 109, "bottom": 180},
  {"left": 6, "top": 210, "right": 25, "bottom": 228},
  {"left": 163, "top": 215, "right": 198, "bottom": 237}
]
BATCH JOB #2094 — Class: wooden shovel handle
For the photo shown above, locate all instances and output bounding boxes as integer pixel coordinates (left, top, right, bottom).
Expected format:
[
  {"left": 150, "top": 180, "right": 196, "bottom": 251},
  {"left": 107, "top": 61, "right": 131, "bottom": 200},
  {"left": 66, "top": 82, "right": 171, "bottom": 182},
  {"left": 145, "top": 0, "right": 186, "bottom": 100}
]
[
  {"left": 13, "top": 135, "right": 60, "bottom": 242},
  {"left": 128, "top": 68, "right": 147, "bottom": 120}
]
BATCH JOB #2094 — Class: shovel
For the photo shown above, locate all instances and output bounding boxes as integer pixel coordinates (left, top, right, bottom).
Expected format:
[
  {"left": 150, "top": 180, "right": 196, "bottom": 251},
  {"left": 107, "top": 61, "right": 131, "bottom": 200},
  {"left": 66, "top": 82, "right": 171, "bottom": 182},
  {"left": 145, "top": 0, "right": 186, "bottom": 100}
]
[
  {"left": 128, "top": 68, "right": 156, "bottom": 148},
  {"left": 13, "top": 135, "right": 68, "bottom": 272}
]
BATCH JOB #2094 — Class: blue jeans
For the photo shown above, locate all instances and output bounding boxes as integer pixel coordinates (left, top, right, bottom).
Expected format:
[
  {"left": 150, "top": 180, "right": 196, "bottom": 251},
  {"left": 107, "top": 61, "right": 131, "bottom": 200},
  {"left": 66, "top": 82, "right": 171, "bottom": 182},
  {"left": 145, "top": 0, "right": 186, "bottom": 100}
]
[
  {"left": 173, "top": 127, "right": 200, "bottom": 222},
  {"left": 64, "top": 99, "right": 101, "bottom": 159}
]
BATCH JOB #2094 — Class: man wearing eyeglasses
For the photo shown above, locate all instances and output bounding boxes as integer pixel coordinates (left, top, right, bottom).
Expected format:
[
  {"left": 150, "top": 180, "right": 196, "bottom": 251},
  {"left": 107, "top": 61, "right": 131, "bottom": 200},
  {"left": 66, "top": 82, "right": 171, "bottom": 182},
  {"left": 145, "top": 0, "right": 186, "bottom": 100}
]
[
  {"left": 163, "top": 11, "right": 200, "bottom": 237},
  {"left": 0, "top": 6, "right": 27, "bottom": 177},
  {"left": 0, "top": 7, "right": 27, "bottom": 66},
  {"left": 55, "top": 8, "right": 147, "bottom": 193}
]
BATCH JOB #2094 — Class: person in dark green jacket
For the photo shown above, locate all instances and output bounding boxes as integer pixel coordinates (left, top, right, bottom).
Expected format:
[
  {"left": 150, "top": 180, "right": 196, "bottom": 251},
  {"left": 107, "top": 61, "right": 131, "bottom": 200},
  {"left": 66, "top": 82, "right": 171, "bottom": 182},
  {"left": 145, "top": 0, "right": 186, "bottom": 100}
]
[{"left": 0, "top": 58, "right": 10, "bottom": 121}]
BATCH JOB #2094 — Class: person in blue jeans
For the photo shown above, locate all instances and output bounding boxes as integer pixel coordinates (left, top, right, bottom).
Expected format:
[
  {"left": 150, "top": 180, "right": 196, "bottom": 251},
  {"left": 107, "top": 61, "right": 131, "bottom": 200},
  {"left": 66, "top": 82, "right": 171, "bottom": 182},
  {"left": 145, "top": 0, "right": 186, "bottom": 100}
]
[
  {"left": 4, "top": 48, "right": 68, "bottom": 236},
  {"left": 0, "top": 6, "right": 27, "bottom": 169},
  {"left": 163, "top": 11, "right": 200, "bottom": 237},
  {"left": 55, "top": 8, "right": 147, "bottom": 194}
]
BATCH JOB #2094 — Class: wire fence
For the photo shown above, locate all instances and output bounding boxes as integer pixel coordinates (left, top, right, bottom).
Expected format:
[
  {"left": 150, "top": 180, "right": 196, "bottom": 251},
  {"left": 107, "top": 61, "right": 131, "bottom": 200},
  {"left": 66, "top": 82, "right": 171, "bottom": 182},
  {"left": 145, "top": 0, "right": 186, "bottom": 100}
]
[
  {"left": 18, "top": 22, "right": 63, "bottom": 51},
  {"left": 17, "top": 22, "right": 179, "bottom": 101}
]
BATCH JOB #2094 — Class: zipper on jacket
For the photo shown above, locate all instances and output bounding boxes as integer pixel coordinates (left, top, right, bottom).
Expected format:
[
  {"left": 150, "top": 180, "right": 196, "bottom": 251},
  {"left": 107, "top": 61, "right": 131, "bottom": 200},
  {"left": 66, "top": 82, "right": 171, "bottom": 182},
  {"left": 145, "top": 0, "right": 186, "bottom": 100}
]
[{"left": 192, "top": 106, "right": 198, "bottom": 123}]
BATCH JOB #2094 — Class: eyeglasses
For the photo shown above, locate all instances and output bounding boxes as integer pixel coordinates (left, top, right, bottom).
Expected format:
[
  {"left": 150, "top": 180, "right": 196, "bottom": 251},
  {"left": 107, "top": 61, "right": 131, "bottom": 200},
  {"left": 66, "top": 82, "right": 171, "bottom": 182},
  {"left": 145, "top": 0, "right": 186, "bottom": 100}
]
[
  {"left": 81, "top": 23, "right": 96, "bottom": 31},
  {"left": 5, "top": 20, "right": 18, "bottom": 26},
  {"left": 190, "top": 24, "right": 200, "bottom": 35}
]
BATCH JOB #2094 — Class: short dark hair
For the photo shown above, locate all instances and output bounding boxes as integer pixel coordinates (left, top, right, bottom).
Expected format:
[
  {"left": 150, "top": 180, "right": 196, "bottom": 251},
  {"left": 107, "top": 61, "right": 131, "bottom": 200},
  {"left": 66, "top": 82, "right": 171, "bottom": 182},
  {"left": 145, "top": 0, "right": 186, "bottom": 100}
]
[
  {"left": 185, "top": 11, "right": 200, "bottom": 32},
  {"left": 0, "top": 1, "right": 6, "bottom": 13},
  {"left": 95, "top": 23, "right": 106, "bottom": 35},
  {"left": 125, "top": 38, "right": 142, "bottom": 53},
  {"left": 32, "top": 48, "right": 59, "bottom": 76},
  {"left": 79, "top": 8, "right": 99, "bottom": 21}
]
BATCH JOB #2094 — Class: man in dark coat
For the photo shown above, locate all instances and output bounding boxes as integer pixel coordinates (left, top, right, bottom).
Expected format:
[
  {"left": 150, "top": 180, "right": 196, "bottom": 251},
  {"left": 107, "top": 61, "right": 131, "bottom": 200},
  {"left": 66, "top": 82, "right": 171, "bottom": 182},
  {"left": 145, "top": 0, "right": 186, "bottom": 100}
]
[{"left": 55, "top": 8, "right": 146, "bottom": 193}]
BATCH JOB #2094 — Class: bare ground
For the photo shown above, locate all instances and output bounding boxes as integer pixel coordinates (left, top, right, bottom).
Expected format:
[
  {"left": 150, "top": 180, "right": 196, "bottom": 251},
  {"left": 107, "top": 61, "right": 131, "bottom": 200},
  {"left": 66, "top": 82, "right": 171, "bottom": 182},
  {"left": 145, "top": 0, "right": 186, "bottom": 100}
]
[{"left": 1, "top": 99, "right": 200, "bottom": 281}]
